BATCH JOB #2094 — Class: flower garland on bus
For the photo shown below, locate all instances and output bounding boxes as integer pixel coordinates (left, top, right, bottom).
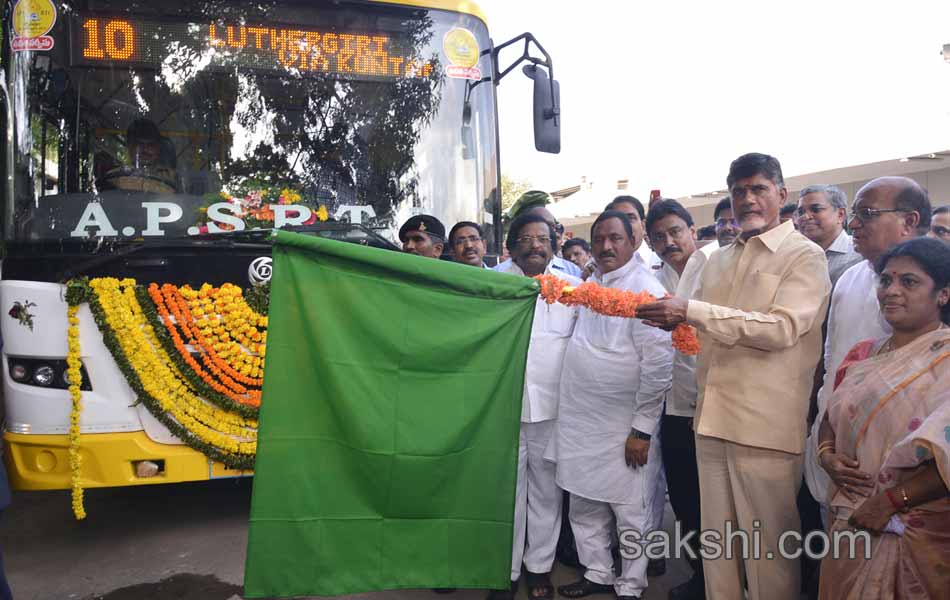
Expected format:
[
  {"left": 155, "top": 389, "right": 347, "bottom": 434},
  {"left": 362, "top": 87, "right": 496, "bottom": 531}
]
[
  {"left": 535, "top": 274, "right": 701, "bottom": 356},
  {"left": 194, "top": 187, "right": 330, "bottom": 233},
  {"left": 66, "top": 278, "right": 262, "bottom": 477},
  {"left": 66, "top": 302, "right": 86, "bottom": 520}
]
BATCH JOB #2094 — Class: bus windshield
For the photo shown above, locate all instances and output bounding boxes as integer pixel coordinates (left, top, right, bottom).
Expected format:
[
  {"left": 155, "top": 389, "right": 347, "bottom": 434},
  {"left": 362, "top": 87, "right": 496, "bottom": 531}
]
[{"left": 3, "top": 0, "right": 498, "bottom": 247}]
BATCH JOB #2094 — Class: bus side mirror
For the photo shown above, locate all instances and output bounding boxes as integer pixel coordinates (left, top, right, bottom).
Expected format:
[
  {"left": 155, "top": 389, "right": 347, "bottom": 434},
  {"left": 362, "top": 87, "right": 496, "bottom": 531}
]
[{"left": 523, "top": 64, "right": 560, "bottom": 154}]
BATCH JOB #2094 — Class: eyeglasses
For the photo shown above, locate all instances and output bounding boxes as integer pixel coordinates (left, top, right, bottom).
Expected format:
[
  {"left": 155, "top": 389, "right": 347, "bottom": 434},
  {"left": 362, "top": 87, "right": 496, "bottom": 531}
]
[
  {"left": 795, "top": 204, "right": 829, "bottom": 218},
  {"left": 515, "top": 235, "right": 551, "bottom": 247},
  {"left": 848, "top": 207, "right": 909, "bottom": 224},
  {"left": 715, "top": 218, "right": 738, "bottom": 229},
  {"left": 452, "top": 235, "right": 482, "bottom": 246}
]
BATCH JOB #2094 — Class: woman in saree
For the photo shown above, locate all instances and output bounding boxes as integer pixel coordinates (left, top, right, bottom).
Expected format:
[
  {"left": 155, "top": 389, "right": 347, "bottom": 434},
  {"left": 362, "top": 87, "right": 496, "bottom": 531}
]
[{"left": 816, "top": 236, "right": 950, "bottom": 599}]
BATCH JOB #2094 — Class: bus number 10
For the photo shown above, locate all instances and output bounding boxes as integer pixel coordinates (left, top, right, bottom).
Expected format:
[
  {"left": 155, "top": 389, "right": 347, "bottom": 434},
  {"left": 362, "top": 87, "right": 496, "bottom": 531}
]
[{"left": 83, "top": 19, "right": 136, "bottom": 60}]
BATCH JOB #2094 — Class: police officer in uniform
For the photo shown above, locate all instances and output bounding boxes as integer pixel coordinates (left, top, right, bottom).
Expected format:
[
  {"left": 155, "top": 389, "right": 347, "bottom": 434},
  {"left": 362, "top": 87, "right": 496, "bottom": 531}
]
[{"left": 399, "top": 215, "right": 446, "bottom": 259}]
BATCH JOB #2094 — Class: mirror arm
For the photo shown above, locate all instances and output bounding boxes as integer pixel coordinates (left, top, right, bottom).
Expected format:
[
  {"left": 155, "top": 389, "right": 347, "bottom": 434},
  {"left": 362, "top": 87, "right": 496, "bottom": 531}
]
[{"left": 487, "top": 33, "right": 559, "bottom": 129}]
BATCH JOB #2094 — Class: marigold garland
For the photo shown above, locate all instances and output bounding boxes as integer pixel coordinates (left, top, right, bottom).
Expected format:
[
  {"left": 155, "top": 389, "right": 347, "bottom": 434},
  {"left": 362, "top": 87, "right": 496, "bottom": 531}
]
[
  {"left": 135, "top": 287, "right": 259, "bottom": 417},
  {"left": 147, "top": 283, "right": 261, "bottom": 406},
  {"left": 535, "top": 274, "right": 701, "bottom": 356},
  {"left": 66, "top": 304, "right": 86, "bottom": 520},
  {"left": 161, "top": 284, "right": 264, "bottom": 388},
  {"left": 89, "top": 279, "right": 258, "bottom": 457},
  {"left": 66, "top": 278, "right": 258, "bottom": 476}
]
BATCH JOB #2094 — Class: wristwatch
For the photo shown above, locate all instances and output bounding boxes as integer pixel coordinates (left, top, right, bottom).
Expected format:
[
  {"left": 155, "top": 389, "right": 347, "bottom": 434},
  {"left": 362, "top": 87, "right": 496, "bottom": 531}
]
[{"left": 630, "top": 428, "right": 652, "bottom": 441}]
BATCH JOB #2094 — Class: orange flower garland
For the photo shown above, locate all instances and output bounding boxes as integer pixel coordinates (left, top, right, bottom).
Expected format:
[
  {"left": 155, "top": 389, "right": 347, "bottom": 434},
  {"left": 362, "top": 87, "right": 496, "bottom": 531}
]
[
  {"left": 148, "top": 283, "right": 262, "bottom": 407},
  {"left": 179, "top": 284, "right": 265, "bottom": 379},
  {"left": 160, "top": 284, "right": 264, "bottom": 389},
  {"left": 535, "top": 274, "right": 700, "bottom": 356}
]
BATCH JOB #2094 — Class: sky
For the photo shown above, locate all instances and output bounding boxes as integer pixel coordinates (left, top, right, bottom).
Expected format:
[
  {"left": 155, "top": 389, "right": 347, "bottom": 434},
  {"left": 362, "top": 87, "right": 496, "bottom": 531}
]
[{"left": 476, "top": 0, "right": 950, "bottom": 200}]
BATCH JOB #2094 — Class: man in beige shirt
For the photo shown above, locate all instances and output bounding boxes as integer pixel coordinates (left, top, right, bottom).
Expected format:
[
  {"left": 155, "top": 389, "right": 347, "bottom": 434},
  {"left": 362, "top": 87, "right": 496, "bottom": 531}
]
[{"left": 638, "top": 153, "right": 831, "bottom": 600}]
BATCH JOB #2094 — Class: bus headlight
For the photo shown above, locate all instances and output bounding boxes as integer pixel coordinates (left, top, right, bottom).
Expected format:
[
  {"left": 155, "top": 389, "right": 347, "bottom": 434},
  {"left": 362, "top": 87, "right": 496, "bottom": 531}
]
[
  {"left": 6, "top": 358, "right": 91, "bottom": 390},
  {"left": 10, "top": 363, "right": 29, "bottom": 382},
  {"left": 33, "top": 365, "right": 56, "bottom": 386}
]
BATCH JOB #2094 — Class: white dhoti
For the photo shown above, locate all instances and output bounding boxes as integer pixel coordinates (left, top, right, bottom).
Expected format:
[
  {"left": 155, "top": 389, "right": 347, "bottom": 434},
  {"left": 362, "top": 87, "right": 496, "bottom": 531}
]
[
  {"left": 569, "top": 494, "right": 653, "bottom": 597},
  {"left": 510, "top": 419, "right": 562, "bottom": 581},
  {"left": 552, "top": 259, "right": 673, "bottom": 598}
]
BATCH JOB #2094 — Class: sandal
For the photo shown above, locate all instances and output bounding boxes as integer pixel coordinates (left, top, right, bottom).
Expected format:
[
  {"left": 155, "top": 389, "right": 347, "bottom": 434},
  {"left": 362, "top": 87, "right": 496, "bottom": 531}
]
[
  {"left": 557, "top": 578, "right": 615, "bottom": 598},
  {"left": 526, "top": 571, "right": 554, "bottom": 600}
]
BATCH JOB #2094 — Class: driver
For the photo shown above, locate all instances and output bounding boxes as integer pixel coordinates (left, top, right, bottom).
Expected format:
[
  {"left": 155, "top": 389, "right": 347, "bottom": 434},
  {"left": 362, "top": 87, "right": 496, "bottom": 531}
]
[{"left": 98, "top": 118, "right": 177, "bottom": 193}]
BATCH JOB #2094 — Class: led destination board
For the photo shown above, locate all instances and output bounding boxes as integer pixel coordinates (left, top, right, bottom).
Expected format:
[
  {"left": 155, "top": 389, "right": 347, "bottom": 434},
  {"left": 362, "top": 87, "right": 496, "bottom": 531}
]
[{"left": 75, "top": 16, "right": 435, "bottom": 78}]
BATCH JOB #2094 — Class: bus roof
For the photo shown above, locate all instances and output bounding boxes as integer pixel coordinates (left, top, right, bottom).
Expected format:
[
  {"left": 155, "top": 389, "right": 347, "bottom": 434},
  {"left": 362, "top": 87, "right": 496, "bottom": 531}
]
[{"left": 373, "top": 0, "right": 488, "bottom": 25}]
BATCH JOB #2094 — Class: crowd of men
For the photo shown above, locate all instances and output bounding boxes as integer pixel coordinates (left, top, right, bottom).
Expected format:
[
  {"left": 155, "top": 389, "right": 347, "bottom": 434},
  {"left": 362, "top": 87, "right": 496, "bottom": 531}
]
[{"left": 394, "top": 152, "right": 947, "bottom": 600}]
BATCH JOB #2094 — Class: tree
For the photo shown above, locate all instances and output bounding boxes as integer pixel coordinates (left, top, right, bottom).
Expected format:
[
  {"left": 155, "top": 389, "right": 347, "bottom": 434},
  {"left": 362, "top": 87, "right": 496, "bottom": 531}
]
[{"left": 501, "top": 173, "right": 532, "bottom": 213}]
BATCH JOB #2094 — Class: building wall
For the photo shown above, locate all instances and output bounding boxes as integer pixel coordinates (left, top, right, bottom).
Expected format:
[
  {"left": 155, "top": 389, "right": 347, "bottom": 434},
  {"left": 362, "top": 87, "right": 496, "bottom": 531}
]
[
  {"left": 684, "top": 166, "right": 950, "bottom": 228},
  {"left": 559, "top": 165, "right": 950, "bottom": 241}
]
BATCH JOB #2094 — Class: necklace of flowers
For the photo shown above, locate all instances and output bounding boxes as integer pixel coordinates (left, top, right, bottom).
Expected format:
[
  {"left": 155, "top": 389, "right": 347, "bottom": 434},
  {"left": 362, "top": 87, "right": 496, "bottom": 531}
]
[
  {"left": 179, "top": 284, "right": 266, "bottom": 378},
  {"left": 92, "top": 279, "right": 258, "bottom": 453},
  {"left": 148, "top": 283, "right": 261, "bottom": 408},
  {"left": 125, "top": 286, "right": 259, "bottom": 434},
  {"left": 163, "top": 284, "right": 264, "bottom": 387},
  {"left": 69, "top": 279, "right": 254, "bottom": 481},
  {"left": 148, "top": 283, "right": 262, "bottom": 405},
  {"left": 157, "top": 284, "right": 258, "bottom": 392},
  {"left": 210, "top": 283, "right": 267, "bottom": 353},
  {"left": 66, "top": 304, "right": 86, "bottom": 520},
  {"left": 535, "top": 274, "right": 701, "bottom": 356},
  {"left": 107, "top": 282, "right": 259, "bottom": 437}
]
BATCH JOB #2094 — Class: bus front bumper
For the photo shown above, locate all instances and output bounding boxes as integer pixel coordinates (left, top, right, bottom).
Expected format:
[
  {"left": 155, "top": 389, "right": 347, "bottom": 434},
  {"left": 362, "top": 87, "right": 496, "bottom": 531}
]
[{"left": 2, "top": 430, "right": 251, "bottom": 491}]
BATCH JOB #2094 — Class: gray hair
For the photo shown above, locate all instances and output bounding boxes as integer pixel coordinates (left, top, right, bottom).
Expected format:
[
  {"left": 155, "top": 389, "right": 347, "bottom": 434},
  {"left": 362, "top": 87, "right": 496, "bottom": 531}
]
[{"left": 799, "top": 184, "right": 848, "bottom": 210}]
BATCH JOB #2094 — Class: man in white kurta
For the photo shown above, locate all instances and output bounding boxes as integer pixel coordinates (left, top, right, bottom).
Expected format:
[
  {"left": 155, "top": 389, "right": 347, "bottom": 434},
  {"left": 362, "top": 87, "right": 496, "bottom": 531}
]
[
  {"left": 495, "top": 213, "right": 581, "bottom": 600},
  {"left": 803, "top": 177, "right": 929, "bottom": 518},
  {"left": 553, "top": 211, "right": 673, "bottom": 600}
]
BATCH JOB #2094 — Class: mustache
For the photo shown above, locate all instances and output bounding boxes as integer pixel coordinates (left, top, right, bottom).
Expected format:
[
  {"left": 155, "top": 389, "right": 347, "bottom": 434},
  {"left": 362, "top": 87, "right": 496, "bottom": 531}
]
[
  {"left": 598, "top": 251, "right": 616, "bottom": 259},
  {"left": 661, "top": 245, "right": 682, "bottom": 256}
]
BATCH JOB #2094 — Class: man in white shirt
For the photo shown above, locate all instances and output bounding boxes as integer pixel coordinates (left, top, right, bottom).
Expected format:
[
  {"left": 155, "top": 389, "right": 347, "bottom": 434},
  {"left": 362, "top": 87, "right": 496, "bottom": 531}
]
[
  {"left": 448, "top": 221, "right": 488, "bottom": 268},
  {"left": 605, "top": 196, "right": 663, "bottom": 270},
  {"left": 554, "top": 210, "right": 673, "bottom": 600},
  {"left": 795, "top": 185, "right": 861, "bottom": 287},
  {"left": 495, "top": 194, "right": 582, "bottom": 278},
  {"left": 804, "top": 176, "right": 933, "bottom": 519},
  {"left": 494, "top": 213, "right": 581, "bottom": 600},
  {"left": 645, "top": 200, "right": 714, "bottom": 600}
]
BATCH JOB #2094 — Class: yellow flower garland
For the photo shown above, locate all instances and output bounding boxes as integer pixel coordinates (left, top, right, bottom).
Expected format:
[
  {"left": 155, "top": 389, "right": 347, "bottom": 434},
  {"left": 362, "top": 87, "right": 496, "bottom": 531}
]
[
  {"left": 91, "top": 278, "right": 257, "bottom": 454},
  {"left": 180, "top": 283, "right": 267, "bottom": 377},
  {"left": 66, "top": 305, "right": 86, "bottom": 520},
  {"left": 119, "top": 285, "right": 259, "bottom": 435}
]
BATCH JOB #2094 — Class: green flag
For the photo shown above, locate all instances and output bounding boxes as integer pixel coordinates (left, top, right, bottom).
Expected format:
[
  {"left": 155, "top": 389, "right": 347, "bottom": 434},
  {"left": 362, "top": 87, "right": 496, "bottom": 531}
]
[{"left": 244, "top": 231, "right": 539, "bottom": 597}]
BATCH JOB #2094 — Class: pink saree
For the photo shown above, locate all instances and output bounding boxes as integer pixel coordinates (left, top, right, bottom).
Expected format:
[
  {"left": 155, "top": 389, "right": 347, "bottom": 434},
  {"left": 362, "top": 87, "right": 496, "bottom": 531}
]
[{"left": 819, "top": 328, "right": 950, "bottom": 599}]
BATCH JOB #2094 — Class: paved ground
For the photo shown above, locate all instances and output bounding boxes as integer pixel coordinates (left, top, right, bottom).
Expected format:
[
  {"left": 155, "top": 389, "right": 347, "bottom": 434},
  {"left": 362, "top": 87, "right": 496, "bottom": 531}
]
[{"left": 2, "top": 479, "right": 694, "bottom": 600}]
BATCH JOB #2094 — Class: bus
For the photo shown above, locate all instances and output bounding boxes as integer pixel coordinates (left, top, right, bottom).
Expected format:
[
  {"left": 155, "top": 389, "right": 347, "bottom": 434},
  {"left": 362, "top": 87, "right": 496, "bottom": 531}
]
[{"left": 0, "top": 0, "right": 560, "bottom": 494}]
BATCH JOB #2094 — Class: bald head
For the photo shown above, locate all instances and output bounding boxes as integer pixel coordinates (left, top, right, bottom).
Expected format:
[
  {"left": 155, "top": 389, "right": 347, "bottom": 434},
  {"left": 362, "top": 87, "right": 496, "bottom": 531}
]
[
  {"left": 851, "top": 176, "right": 933, "bottom": 262},
  {"left": 855, "top": 177, "right": 932, "bottom": 234}
]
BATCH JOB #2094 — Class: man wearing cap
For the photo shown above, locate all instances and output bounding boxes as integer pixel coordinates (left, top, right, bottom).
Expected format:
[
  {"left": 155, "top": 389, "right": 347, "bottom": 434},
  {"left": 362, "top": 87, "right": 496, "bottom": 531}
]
[
  {"left": 399, "top": 215, "right": 446, "bottom": 258},
  {"left": 496, "top": 190, "right": 581, "bottom": 278}
]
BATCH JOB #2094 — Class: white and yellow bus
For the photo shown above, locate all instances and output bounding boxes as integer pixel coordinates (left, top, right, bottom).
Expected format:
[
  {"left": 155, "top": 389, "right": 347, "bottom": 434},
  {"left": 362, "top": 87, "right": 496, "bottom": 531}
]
[{"left": 0, "top": 0, "right": 559, "bottom": 492}]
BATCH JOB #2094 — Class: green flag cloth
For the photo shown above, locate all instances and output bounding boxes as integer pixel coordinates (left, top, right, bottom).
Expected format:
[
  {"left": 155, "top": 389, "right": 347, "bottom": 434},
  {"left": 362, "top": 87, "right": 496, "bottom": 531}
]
[{"left": 244, "top": 231, "right": 539, "bottom": 598}]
